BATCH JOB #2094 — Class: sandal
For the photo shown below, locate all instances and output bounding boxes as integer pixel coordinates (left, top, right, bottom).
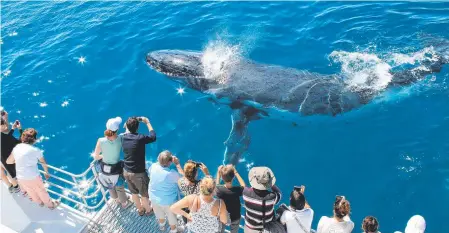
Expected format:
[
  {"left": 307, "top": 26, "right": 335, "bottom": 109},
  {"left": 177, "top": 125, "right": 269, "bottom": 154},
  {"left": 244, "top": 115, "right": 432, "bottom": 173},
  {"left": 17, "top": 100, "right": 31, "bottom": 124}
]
[
  {"left": 49, "top": 200, "right": 60, "bottom": 210},
  {"left": 121, "top": 200, "right": 132, "bottom": 209},
  {"left": 145, "top": 209, "right": 154, "bottom": 216},
  {"left": 137, "top": 208, "right": 145, "bottom": 216},
  {"left": 159, "top": 220, "right": 166, "bottom": 231}
]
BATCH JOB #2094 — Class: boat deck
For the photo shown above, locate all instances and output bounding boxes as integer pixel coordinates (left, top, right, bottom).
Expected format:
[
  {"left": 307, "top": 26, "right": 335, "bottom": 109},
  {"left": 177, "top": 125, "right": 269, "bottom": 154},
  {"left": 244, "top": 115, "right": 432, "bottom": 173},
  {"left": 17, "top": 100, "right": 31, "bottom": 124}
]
[
  {"left": 0, "top": 183, "right": 90, "bottom": 233},
  {"left": 87, "top": 199, "right": 185, "bottom": 233}
]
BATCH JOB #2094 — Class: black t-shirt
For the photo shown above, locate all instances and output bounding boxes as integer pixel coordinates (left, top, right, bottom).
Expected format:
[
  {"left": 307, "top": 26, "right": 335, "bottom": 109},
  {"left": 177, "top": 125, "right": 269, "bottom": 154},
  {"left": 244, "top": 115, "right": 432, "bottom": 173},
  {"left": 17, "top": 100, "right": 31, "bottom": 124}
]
[
  {"left": 1, "top": 130, "right": 21, "bottom": 163},
  {"left": 216, "top": 185, "right": 244, "bottom": 221},
  {"left": 121, "top": 131, "right": 156, "bottom": 173}
]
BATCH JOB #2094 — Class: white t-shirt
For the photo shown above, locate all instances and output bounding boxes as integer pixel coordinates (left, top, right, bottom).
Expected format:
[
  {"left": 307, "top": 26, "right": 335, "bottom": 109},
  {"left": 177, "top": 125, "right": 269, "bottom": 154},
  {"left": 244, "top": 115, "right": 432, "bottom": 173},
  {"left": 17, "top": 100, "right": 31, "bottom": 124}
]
[
  {"left": 280, "top": 207, "right": 314, "bottom": 233},
  {"left": 317, "top": 216, "right": 355, "bottom": 233},
  {"left": 12, "top": 143, "right": 44, "bottom": 180}
]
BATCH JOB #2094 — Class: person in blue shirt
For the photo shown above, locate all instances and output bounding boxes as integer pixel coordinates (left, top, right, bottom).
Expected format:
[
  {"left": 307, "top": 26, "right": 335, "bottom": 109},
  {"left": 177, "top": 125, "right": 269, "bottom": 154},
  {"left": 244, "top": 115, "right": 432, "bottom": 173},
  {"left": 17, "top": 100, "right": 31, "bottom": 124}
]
[{"left": 148, "top": 150, "right": 184, "bottom": 233}]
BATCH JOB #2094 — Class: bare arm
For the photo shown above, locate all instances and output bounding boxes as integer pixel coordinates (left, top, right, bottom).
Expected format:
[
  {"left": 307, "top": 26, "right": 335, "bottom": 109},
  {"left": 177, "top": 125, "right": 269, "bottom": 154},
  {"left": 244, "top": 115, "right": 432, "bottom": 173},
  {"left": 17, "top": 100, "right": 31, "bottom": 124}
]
[
  {"left": 39, "top": 156, "right": 50, "bottom": 179},
  {"left": 218, "top": 200, "right": 228, "bottom": 224},
  {"left": 92, "top": 139, "right": 103, "bottom": 160},
  {"left": 234, "top": 167, "right": 246, "bottom": 187},
  {"left": 200, "top": 163, "right": 210, "bottom": 176},
  {"left": 170, "top": 195, "right": 193, "bottom": 221},
  {"left": 6, "top": 154, "right": 15, "bottom": 164},
  {"left": 141, "top": 117, "right": 154, "bottom": 131},
  {"left": 173, "top": 156, "right": 184, "bottom": 176},
  {"left": 216, "top": 165, "right": 223, "bottom": 185},
  {"left": 301, "top": 185, "right": 311, "bottom": 208}
]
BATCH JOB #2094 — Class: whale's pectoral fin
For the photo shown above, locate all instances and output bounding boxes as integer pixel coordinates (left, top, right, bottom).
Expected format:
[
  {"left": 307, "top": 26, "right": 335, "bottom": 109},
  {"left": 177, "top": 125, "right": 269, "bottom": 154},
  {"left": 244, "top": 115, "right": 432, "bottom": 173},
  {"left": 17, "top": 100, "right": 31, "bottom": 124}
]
[{"left": 223, "top": 105, "right": 261, "bottom": 165}]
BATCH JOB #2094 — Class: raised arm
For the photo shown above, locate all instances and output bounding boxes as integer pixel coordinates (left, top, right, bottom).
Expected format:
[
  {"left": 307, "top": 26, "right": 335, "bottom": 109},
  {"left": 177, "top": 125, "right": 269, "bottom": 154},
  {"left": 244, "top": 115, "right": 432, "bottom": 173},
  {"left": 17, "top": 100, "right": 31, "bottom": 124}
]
[
  {"left": 173, "top": 156, "right": 184, "bottom": 176},
  {"left": 301, "top": 185, "right": 311, "bottom": 208},
  {"left": 92, "top": 139, "right": 103, "bottom": 160},
  {"left": 233, "top": 166, "right": 246, "bottom": 187},
  {"left": 199, "top": 163, "right": 210, "bottom": 176},
  {"left": 216, "top": 165, "right": 223, "bottom": 184},
  {"left": 170, "top": 195, "right": 193, "bottom": 222},
  {"left": 141, "top": 117, "right": 156, "bottom": 143}
]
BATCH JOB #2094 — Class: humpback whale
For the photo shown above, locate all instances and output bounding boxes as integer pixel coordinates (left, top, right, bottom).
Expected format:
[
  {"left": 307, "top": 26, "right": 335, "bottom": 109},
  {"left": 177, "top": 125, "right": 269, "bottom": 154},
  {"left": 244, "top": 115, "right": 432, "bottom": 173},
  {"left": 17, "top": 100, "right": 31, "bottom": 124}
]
[{"left": 146, "top": 48, "right": 447, "bottom": 164}]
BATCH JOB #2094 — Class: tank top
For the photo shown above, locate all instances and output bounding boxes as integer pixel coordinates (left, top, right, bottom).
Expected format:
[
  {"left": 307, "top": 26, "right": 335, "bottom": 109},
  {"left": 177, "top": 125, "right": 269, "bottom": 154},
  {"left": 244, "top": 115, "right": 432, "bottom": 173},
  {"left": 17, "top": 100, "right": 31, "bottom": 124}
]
[
  {"left": 99, "top": 135, "right": 122, "bottom": 165},
  {"left": 187, "top": 196, "right": 221, "bottom": 233},
  {"left": 179, "top": 177, "right": 200, "bottom": 196}
]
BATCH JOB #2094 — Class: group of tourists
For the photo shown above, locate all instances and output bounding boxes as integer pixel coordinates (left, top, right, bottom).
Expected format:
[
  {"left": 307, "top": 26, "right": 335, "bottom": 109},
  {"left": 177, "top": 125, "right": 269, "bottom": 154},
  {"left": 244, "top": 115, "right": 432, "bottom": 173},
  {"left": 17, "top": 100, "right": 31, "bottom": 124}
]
[{"left": 0, "top": 111, "right": 427, "bottom": 233}]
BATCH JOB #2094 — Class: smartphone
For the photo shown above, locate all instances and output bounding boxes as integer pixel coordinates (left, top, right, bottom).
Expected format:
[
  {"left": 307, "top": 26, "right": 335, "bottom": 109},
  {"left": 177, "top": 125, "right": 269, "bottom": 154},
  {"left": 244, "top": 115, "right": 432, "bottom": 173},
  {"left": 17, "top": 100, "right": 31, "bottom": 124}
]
[
  {"left": 294, "top": 185, "right": 302, "bottom": 192},
  {"left": 137, "top": 117, "right": 142, "bottom": 122},
  {"left": 1, "top": 111, "right": 5, "bottom": 116},
  {"left": 15, "top": 120, "right": 19, "bottom": 125}
]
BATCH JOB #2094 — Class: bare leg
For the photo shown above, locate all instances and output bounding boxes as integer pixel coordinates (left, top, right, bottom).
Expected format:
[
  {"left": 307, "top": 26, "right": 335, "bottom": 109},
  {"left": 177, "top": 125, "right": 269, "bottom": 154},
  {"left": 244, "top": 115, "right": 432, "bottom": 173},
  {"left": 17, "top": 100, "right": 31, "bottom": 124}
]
[
  {"left": 141, "top": 197, "right": 152, "bottom": 213},
  {"left": 0, "top": 166, "right": 12, "bottom": 187},
  {"left": 131, "top": 194, "right": 142, "bottom": 210}
]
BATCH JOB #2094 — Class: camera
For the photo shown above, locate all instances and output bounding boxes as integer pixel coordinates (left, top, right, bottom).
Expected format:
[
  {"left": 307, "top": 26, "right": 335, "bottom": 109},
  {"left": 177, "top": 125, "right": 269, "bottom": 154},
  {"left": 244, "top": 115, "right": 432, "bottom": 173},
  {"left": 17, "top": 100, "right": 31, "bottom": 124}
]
[
  {"left": 137, "top": 117, "right": 142, "bottom": 122},
  {"left": 293, "top": 185, "right": 302, "bottom": 192},
  {"left": 15, "top": 120, "right": 20, "bottom": 125},
  {"left": 1, "top": 110, "right": 5, "bottom": 116},
  {"left": 195, "top": 162, "right": 203, "bottom": 168},
  {"left": 275, "top": 203, "right": 290, "bottom": 218}
]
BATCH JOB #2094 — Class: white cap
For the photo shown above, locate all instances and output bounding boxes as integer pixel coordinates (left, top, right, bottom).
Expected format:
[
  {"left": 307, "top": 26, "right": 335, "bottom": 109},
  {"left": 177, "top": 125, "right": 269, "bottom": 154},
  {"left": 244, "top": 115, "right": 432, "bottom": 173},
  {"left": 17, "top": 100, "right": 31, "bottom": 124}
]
[
  {"left": 405, "top": 215, "right": 426, "bottom": 233},
  {"left": 106, "top": 117, "right": 122, "bottom": 132}
]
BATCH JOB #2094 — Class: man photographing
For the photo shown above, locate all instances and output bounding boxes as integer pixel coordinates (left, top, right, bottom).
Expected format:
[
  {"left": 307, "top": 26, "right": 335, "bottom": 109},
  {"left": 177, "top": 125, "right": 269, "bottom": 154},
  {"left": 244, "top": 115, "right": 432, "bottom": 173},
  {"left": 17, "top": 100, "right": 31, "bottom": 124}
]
[{"left": 122, "top": 116, "right": 156, "bottom": 216}]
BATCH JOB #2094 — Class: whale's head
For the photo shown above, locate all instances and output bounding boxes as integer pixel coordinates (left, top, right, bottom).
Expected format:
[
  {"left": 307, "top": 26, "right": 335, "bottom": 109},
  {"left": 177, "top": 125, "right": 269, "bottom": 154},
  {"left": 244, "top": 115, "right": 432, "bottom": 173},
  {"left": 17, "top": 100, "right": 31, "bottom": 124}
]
[{"left": 147, "top": 50, "right": 218, "bottom": 91}]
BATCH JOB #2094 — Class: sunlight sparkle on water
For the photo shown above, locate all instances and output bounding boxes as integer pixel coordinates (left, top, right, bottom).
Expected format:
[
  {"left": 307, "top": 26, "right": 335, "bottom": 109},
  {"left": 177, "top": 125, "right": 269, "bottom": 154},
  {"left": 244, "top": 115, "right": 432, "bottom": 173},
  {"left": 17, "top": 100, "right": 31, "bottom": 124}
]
[
  {"left": 61, "top": 101, "right": 69, "bottom": 107},
  {"left": 32, "top": 92, "right": 39, "bottom": 96},
  {"left": 77, "top": 56, "right": 86, "bottom": 65},
  {"left": 176, "top": 87, "right": 186, "bottom": 96},
  {"left": 3, "top": 70, "right": 11, "bottom": 77},
  {"left": 39, "top": 102, "right": 48, "bottom": 107}
]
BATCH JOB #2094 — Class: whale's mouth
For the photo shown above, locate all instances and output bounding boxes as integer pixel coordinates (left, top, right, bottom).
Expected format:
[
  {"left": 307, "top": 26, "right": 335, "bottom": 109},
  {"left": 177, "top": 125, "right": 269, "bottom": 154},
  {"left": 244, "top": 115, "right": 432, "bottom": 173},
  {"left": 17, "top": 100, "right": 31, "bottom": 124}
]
[{"left": 146, "top": 50, "right": 204, "bottom": 78}]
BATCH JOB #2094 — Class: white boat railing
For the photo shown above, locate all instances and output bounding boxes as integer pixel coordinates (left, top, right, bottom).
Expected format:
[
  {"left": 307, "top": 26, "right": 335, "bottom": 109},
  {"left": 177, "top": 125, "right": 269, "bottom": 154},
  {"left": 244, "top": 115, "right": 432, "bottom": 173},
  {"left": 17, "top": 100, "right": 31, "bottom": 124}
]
[{"left": 38, "top": 161, "right": 108, "bottom": 211}]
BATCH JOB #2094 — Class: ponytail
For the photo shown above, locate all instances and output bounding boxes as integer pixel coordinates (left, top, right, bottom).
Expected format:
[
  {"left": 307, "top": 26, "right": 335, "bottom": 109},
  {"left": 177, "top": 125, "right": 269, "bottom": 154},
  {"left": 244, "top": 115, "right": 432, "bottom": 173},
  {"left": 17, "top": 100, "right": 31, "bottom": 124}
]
[{"left": 104, "top": 129, "right": 116, "bottom": 137}]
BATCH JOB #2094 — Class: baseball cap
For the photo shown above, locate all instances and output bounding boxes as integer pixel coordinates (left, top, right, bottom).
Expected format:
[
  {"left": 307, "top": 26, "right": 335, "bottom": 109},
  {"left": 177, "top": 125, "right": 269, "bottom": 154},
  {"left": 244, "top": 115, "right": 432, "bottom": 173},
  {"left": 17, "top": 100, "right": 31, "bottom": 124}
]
[
  {"left": 106, "top": 117, "right": 122, "bottom": 131},
  {"left": 405, "top": 215, "right": 426, "bottom": 233}
]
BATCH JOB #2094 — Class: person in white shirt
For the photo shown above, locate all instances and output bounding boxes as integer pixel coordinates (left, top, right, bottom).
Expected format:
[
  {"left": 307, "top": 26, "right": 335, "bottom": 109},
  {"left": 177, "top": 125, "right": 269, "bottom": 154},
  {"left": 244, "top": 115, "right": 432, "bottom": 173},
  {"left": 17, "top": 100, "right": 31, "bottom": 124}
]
[
  {"left": 280, "top": 185, "right": 314, "bottom": 233},
  {"left": 362, "top": 216, "right": 380, "bottom": 233},
  {"left": 316, "top": 195, "right": 354, "bottom": 233},
  {"left": 394, "top": 215, "right": 426, "bottom": 233},
  {"left": 6, "top": 128, "right": 59, "bottom": 209}
]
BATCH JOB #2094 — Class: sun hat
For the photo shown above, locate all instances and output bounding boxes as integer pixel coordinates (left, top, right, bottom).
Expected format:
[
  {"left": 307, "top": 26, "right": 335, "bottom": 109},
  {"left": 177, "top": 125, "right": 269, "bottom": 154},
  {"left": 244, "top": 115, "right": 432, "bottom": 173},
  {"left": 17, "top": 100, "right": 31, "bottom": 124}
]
[
  {"left": 106, "top": 117, "right": 122, "bottom": 131},
  {"left": 248, "top": 166, "right": 276, "bottom": 190},
  {"left": 405, "top": 215, "right": 426, "bottom": 233}
]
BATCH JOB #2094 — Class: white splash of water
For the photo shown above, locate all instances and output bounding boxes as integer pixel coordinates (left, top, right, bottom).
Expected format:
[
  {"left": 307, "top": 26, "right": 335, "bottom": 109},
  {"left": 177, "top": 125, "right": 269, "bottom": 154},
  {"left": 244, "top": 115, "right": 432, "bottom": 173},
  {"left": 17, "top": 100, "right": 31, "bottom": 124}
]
[
  {"left": 329, "top": 46, "right": 443, "bottom": 94},
  {"left": 330, "top": 51, "right": 393, "bottom": 91},
  {"left": 201, "top": 39, "right": 241, "bottom": 85},
  {"left": 390, "top": 46, "right": 439, "bottom": 66}
]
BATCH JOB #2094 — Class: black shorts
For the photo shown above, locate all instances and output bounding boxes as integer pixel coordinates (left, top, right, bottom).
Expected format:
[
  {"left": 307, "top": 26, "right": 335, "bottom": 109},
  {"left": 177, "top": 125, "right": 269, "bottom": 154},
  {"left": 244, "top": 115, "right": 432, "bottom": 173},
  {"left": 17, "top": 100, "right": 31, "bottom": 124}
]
[{"left": 1, "top": 160, "right": 16, "bottom": 179}]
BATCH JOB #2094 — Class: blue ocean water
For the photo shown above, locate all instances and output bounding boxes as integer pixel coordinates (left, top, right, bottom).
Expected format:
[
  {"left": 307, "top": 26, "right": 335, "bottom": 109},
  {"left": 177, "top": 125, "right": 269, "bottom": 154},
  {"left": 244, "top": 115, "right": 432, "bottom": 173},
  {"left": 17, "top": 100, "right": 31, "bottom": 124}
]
[{"left": 1, "top": 1, "right": 449, "bottom": 232}]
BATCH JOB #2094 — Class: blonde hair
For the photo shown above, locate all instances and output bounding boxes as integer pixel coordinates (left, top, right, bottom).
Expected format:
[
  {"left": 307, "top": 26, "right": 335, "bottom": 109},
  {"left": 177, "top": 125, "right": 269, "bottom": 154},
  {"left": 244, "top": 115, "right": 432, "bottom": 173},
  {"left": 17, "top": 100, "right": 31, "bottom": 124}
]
[{"left": 199, "top": 176, "right": 215, "bottom": 196}]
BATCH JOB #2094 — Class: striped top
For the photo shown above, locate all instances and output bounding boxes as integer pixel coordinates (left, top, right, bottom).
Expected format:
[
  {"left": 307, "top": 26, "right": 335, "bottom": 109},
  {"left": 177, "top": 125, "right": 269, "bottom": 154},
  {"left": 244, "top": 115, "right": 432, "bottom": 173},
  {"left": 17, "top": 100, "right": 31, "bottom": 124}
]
[{"left": 243, "top": 187, "right": 282, "bottom": 230}]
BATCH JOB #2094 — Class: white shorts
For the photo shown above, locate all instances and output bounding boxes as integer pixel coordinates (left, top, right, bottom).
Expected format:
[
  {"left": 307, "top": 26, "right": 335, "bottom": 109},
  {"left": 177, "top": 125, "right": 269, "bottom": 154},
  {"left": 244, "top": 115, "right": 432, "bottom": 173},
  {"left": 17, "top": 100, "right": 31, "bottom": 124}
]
[{"left": 152, "top": 202, "right": 178, "bottom": 226}]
